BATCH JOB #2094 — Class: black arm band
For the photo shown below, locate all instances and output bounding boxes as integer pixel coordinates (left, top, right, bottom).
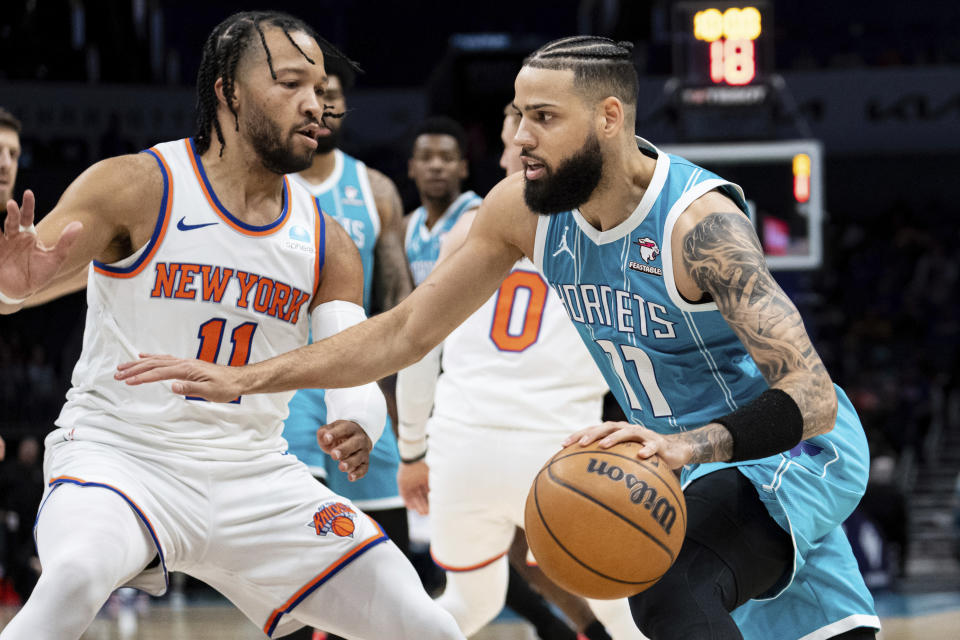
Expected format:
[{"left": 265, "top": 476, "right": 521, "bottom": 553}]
[
  {"left": 401, "top": 451, "right": 427, "bottom": 464},
  {"left": 712, "top": 389, "right": 804, "bottom": 462}
]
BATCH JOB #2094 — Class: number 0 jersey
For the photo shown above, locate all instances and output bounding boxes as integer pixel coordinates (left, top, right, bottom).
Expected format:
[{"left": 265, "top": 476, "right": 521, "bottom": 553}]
[
  {"left": 55, "top": 138, "right": 323, "bottom": 460},
  {"left": 433, "top": 259, "right": 609, "bottom": 433}
]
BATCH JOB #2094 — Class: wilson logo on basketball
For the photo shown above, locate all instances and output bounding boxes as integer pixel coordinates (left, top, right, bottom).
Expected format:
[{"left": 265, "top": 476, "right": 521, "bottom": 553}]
[
  {"left": 310, "top": 501, "right": 357, "bottom": 538},
  {"left": 586, "top": 459, "right": 678, "bottom": 535}
]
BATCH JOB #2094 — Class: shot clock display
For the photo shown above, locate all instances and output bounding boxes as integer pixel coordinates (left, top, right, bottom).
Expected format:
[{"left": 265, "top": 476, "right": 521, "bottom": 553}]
[
  {"left": 661, "top": 140, "right": 823, "bottom": 270},
  {"left": 672, "top": 2, "right": 772, "bottom": 106}
]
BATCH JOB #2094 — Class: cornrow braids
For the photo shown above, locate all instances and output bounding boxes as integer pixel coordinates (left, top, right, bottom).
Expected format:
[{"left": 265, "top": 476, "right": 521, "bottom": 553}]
[
  {"left": 522, "top": 35, "right": 638, "bottom": 109},
  {"left": 194, "top": 11, "right": 360, "bottom": 156}
]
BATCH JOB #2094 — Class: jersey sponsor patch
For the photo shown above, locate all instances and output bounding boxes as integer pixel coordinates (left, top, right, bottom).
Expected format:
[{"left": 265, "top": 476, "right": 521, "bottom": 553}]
[
  {"left": 629, "top": 236, "right": 663, "bottom": 276},
  {"left": 341, "top": 185, "right": 364, "bottom": 207},
  {"left": 307, "top": 501, "right": 357, "bottom": 538},
  {"left": 283, "top": 225, "right": 314, "bottom": 254}
]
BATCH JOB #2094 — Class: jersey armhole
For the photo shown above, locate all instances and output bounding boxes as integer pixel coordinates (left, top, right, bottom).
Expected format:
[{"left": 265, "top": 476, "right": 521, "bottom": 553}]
[
  {"left": 312, "top": 199, "right": 327, "bottom": 298},
  {"left": 92, "top": 148, "right": 172, "bottom": 278},
  {"left": 355, "top": 161, "right": 381, "bottom": 240},
  {"left": 661, "top": 179, "right": 733, "bottom": 313},
  {"left": 532, "top": 214, "right": 550, "bottom": 274}
]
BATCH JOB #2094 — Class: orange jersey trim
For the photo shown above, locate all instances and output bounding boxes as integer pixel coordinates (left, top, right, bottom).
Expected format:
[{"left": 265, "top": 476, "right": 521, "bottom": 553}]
[
  {"left": 93, "top": 147, "right": 173, "bottom": 278},
  {"left": 312, "top": 199, "right": 326, "bottom": 298},
  {"left": 262, "top": 516, "right": 388, "bottom": 637},
  {"left": 46, "top": 474, "right": 169, "bottom": 589},
  {"left": 431, "top": 549, "right": 508, "bottom": 573},
  {"left": 186, "top": 138, "right": 290, "bottom": 237}
]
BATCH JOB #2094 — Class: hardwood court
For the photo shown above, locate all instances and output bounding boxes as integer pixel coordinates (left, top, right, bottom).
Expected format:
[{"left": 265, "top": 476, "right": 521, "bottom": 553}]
[{"left": 4, "top": 598, "right": 960, "bottom": 639}]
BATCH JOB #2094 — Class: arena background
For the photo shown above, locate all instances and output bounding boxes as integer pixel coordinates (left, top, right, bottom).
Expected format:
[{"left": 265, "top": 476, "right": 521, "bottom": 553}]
[{"left": 2, "top": 1, "right": 960, "bottom": 638}]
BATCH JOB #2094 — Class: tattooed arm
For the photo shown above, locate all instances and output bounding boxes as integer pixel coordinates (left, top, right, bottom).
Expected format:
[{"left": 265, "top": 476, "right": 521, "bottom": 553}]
[
  {"left": 567, "top": 190, "right": 836, "bottom": 469},
  {"left": 671, "top": 190, "right": 837, "bottom": 464}
]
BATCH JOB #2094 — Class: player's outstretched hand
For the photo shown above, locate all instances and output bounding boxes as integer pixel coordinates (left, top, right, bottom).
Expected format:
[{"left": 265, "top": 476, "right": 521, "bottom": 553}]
[
  {"left": 0, "top": 434, "right": 5, "bottom": 461},
  {"left": 563, "top": 421, "right": 691, "bottom": 470},
  {"left": 317, "top": 420, "right": 373, "bottom": 482},
  {"left": 1, "top": 191, "right": 83, "bottom": 301},
  {"left": 115, "top": 354, "right": 245, "bottom": 402},
  {"left": 397, "top": 460, "right": 429, "bottom": 515}
]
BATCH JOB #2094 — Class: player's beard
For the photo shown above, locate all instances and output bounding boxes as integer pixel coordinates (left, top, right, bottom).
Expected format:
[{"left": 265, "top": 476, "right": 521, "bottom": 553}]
[
  {"left": 314, "top": 124, "right": 341, "bottom": 154},
  {"left": 523, "top": 133, "right": 603, "bottom": 215},
  {"left": 245, "top": 102, "right": 314, "bottom": 175}
]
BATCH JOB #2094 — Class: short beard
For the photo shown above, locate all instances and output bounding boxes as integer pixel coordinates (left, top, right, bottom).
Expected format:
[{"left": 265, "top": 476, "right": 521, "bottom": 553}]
[
  {"left": 523, "top": 133, "right": 603, "bottom": 215},
  {"left": 245, "top": 102, "right": 314, "bottom": 175}
]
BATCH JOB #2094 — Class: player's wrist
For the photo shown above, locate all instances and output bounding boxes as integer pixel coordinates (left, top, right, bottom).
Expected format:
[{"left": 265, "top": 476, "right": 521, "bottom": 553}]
[{"left": 397, "top": 432, "right": 427, "bottom": 463}]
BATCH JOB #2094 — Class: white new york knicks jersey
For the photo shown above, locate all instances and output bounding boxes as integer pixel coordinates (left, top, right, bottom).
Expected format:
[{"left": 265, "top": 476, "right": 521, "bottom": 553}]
[
  {"left": 432, "top": 259, "right": 608, "bottom": 432},
  {"left": 56, "top": 138, "right": 323, "bottom": 459}
]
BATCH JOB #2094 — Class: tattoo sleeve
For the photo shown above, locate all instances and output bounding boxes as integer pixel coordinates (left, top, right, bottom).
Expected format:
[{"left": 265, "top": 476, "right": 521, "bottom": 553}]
[
  {"left": 681, "top": 212, "right": 837, "bottom": 444},
  {"left": 677, "top": 423, "right": 733, "bottom": 465}
]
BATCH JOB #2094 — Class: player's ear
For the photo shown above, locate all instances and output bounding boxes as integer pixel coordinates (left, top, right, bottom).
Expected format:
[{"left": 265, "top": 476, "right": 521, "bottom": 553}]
[
  {"left": 407, "top": 157, "right": 415, "bottom": 180},
  {"left": 598, "top": 96, "right": 624, "bottom": 138},
  {"left": 457, "top": 157, "right": 468, "bottom": 180},
  {"left": 214, "top": 77, "right": 239, "bottom": 112}
]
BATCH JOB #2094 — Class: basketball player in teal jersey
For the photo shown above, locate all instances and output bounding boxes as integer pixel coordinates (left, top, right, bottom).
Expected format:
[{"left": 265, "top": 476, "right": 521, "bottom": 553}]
[
  {"left": 119, "top": 35, "right": 879, "bottom": 640},
  {"left": 284, "top": 53, "right": 412, "bottom": 550},
  {"left": 0, "top": 11, "right": 463, "bottom": 640},
  {"left": 404, "top": 117, "right": 481, "bottom": 285}
]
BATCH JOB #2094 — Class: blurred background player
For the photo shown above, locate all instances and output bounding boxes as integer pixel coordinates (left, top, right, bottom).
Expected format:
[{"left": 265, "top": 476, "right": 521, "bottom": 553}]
[
  {"left": 0, "top": 107, "right": 20, "bottom": 470},
  {"left": 404, "top": 116, "right": 482, "bottom": 286},
  {"left": 404, "top": 113, "right": 591, "bottom": 639},
  {"left": 0, "top": 108, "right": 20, "bottom": 213},
  {"left": 282, "top": 51, "right": 413, "bottom": 640},
  {"left": 396, "top": 103, "right": 644, "bottom": 640}
]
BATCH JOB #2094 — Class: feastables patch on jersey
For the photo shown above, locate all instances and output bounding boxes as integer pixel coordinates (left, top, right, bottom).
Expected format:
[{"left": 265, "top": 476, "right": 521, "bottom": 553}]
[{"left": 629, "top": 237, "right": 662, "bottom": 276}]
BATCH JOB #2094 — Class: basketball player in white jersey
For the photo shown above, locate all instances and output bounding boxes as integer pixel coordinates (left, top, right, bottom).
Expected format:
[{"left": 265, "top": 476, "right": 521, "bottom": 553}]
[
  {"left": 0, "top": 11, "right": 461, "bottom": 640},
  {"left": 396, "top": 104, "right": 645, "bottom": 640}
]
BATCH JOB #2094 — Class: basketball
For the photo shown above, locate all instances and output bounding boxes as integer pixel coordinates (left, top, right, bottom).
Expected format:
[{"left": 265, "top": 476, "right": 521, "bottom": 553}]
[
  {"left": 524, "top": 441, "right": 687, "bottom": 599},
  {"left": 331, "top": 516, "right": 355, "bottom": 537}
]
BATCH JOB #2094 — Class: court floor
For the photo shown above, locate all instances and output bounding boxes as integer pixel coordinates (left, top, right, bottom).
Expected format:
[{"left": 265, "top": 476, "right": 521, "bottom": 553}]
[{"left": 3, "top": 589, "right": 960, "bottom": 639}]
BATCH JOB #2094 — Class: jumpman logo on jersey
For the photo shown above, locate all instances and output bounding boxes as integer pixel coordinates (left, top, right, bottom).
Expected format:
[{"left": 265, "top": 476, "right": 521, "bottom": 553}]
[{"left": 552, "top": 226, "right": 575, "bottom": 261}]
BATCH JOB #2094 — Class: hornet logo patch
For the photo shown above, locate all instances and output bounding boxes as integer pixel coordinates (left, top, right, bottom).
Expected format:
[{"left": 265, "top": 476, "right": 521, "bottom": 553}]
[
  {"left": 629, "top": 237, "right": 662, "bottom": 276},
  {"left": 307, "top": 501, "right": 357, "bottom": 538}
]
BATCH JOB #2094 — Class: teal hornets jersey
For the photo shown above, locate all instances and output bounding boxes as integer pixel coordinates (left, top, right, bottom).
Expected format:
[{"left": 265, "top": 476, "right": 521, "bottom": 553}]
[
  {"left": 405, "top": 190, "right": 482, "bottom": 285},
  {"left": 290, "top": 150, "right": 379, "bottom": 312},
  {"left": 534, "top": 138, "right": 878, "bottom": 638},
  {"left": 534, "top": 138, "right": 764, "bottom": 434},
  {"left": 286, "top": 152, "right": 402, "bottom": 509}
]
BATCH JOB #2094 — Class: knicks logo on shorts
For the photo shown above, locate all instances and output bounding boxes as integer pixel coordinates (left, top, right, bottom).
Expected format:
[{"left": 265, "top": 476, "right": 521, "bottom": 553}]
[{"left": 307, "top": 501, "right": 357, "bottom": 538}]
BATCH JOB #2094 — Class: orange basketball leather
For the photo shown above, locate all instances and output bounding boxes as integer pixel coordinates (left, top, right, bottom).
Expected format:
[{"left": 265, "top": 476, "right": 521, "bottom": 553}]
[{"left": 524, "top": 441, "right": 687, "bottom": 599}]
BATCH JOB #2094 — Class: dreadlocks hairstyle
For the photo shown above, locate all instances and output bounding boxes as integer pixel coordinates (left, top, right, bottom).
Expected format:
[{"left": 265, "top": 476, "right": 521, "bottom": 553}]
[
  {"left": 194, "top": 11, "right": 360, "bottom": 156},
  {"left": 522, "top": 36, "right": 638, "bottom": 110}
]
